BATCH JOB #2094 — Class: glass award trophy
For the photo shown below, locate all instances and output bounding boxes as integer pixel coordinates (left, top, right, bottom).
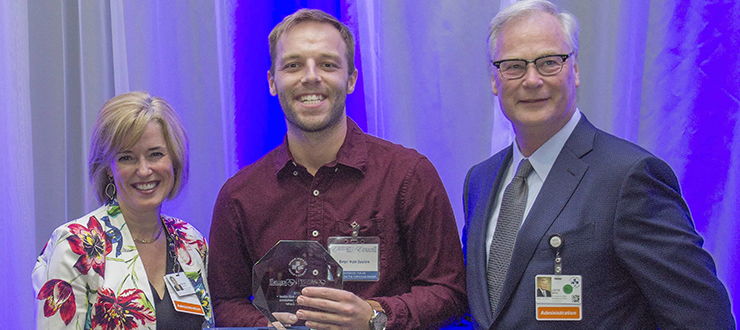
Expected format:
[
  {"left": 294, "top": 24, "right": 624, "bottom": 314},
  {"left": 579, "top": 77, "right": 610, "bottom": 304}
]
[{"left": 253, "top": 240, "right": 343, "bottom": 329}]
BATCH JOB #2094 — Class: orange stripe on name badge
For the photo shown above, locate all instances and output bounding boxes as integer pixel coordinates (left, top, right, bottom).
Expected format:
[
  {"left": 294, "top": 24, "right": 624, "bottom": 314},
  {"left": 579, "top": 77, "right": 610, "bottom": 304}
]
[
  {"left": 537, "top": 306, "right": 580, "bottom": 320},
  {"left": 174, "top": 300, "right": 205, "bottom": 314}
]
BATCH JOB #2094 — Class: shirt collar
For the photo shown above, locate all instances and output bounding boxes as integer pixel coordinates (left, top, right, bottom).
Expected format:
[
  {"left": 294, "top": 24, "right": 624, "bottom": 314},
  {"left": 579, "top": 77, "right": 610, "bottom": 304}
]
[
  {"left": 513, "top": 109, "right": 581, "bottom": 182},
  {"left": 273, "top": 117, "right": 368, "bottom": 177},
  {"left": 334, "top": 118, "right": 368, "bottom": 174}
]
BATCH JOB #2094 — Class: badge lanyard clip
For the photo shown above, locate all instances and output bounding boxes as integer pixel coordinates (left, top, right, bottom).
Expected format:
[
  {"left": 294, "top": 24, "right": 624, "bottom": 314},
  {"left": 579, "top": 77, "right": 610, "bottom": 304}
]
[
  {"left": 549, "top": 234, "right": 563, "bottom": 275},
  {"left": 350, "top": 221, "right": 360, "bottom": 243}
]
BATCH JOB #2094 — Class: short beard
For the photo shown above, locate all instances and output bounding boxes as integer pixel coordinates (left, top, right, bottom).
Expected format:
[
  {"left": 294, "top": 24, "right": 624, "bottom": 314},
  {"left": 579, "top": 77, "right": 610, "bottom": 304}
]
[{"left": 279, "top": 90, "right": 347, "bottom": 133}]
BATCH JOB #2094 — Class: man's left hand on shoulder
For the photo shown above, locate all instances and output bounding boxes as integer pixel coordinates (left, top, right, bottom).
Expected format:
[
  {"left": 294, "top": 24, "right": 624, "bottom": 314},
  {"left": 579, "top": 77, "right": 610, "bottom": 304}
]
[{"left": 296, "top": 287, "right": 375, "bottom": 330}]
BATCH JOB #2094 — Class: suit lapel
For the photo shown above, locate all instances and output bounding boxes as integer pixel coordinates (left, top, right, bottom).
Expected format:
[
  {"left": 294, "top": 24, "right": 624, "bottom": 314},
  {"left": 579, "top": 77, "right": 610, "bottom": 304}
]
[
  {"left": 466, "top": 147, "right": 512, "bottom": 327},
  {"left": 492, "top": 117, "right": 596, "bottom": 319}
]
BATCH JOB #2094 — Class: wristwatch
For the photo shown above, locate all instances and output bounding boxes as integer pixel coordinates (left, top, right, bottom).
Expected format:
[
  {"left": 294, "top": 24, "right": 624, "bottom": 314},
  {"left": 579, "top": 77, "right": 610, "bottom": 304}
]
[
  {"left": 369, "top": 309, "right": 387, "bottom": 330},
  {"left": 367, "top": 300, "right": 387, "bottom": 330}
]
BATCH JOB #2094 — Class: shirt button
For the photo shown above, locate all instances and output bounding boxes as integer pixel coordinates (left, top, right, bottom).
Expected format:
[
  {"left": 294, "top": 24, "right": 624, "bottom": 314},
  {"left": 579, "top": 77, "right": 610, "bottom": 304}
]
[
  {"left": 293, "top": 171, "right": 298, "bottom": 176},
  {"left": 312, "top": 230, "right": 319, "bottom": 237},
  {"left": 313, "top": 189, "right": 320, "bottom": 196}
]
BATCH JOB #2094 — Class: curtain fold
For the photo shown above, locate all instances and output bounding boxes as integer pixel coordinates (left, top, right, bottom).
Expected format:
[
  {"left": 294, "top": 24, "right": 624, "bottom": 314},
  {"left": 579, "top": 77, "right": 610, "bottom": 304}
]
[
  {"left": 641, "top": 0, "right": 740, "bottom": 305},
  {"left": 0, "top": 1, "right": 36, "bottom": 329}
]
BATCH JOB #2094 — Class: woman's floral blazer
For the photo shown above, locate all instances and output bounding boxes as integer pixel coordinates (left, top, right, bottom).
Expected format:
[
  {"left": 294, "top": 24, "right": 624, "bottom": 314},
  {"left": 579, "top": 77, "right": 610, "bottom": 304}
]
[{"left": 32, "top": 200, "right": 214, "bottom": 329}]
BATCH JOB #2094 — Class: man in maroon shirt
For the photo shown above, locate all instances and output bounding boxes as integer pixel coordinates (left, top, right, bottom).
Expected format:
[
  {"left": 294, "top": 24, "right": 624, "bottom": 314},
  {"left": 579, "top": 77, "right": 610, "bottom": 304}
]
[{"left": 208, "top": 8, "right": 467, "bottom": 330}]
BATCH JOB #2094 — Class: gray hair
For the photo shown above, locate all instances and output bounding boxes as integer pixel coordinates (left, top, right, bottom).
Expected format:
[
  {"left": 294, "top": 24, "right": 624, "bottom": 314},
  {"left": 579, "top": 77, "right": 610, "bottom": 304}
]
[{"left": 487, "top": 0, "right": 579, "bottom": 65}]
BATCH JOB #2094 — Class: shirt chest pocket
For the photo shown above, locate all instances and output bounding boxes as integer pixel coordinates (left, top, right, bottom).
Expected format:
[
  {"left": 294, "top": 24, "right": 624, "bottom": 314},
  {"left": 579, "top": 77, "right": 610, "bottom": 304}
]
[{"left": 331, "top": 217, "right": 383, "bottom": 238}]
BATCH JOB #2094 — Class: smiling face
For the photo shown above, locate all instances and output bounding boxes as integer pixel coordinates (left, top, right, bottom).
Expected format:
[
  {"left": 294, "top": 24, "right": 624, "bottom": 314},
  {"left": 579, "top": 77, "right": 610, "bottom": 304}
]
[
  {"left": 539, "top": 278, "right": 549, "bottom": 290},
  {"left": 268, "top": 21, "right": 358, "bottom": 133},
  {"left": 492, "top": 11, "right": 579, "bottom": 139},
  {"left": 107, "top": 121, "right": 174, "bottom": 216}
]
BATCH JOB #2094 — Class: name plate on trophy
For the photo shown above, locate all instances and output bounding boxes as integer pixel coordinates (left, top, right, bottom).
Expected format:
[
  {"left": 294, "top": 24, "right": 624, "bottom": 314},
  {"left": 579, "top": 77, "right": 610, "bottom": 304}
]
[{"left": 252, "top": 240, "right": 343, "bottom": 327}]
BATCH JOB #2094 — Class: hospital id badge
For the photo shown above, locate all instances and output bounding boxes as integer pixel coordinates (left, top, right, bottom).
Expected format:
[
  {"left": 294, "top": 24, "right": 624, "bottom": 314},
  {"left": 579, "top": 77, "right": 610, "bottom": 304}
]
[
  {"left": 327, "top": 236, "right": 379, "bottom": 281},
  {"left": 535, "top": 275, "right": 582, "bottom": 321},
  {"left": 164, "top": 272, "right": 205, "bottom": 316}
]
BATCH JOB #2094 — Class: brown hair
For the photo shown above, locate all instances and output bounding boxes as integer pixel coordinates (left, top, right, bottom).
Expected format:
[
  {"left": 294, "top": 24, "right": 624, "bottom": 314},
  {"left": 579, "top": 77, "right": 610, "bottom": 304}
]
[{"left": 268, "top": 8, "right": 356, "bottom": 76}]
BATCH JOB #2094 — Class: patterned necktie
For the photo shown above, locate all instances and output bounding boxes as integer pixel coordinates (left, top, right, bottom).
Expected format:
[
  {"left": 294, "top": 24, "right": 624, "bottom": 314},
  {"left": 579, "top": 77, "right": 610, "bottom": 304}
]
[{"left": 487, "top": 159, "right": 534, "bottom": 315}]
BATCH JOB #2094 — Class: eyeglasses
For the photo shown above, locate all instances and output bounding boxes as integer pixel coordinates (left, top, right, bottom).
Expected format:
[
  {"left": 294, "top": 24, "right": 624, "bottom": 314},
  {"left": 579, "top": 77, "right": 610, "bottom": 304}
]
[{"left": 492, "top": 52, "right": 574, "bottom": 80}]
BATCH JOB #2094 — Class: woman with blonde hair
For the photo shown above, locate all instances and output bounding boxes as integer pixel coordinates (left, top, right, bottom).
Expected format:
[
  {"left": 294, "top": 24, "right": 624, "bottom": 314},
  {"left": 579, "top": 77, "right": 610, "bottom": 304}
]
[{"left": 33, "top": 91, "right": 213, "bottom": 329}]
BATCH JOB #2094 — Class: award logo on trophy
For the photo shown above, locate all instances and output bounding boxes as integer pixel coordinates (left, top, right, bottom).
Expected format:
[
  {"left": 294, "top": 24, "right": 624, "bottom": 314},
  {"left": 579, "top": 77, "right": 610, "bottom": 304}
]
[{"left": 253, "top": 240, "right": 343, "bottom": 328}]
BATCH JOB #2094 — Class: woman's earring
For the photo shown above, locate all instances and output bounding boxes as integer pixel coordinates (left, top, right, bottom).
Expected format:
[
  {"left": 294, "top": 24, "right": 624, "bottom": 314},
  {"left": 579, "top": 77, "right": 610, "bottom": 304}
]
[{"left": 105, "top": 176, "right": 116, "bottom": 200}]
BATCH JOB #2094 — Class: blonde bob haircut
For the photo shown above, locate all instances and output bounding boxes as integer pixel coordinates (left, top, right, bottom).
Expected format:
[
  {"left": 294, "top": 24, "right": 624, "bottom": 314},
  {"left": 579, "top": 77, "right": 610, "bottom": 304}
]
[{"left": 88, "top": 91, "right": 189, "bottom": 204}]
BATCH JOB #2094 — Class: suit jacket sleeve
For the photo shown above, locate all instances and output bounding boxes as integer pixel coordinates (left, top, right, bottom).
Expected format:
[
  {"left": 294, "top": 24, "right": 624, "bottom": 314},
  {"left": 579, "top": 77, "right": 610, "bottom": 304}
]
[{"left": 614, "top": 156, "right": 734, "bottom": 328}]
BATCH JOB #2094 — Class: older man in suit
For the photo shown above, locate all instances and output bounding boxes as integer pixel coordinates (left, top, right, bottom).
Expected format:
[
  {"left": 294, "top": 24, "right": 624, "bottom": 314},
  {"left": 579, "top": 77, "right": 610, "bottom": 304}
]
[
  {"left": 536, "top": 277, "right": 551, "bottom": 297},
  {"left": 462, "top": 0, "right": 734, "bottom": 329}
]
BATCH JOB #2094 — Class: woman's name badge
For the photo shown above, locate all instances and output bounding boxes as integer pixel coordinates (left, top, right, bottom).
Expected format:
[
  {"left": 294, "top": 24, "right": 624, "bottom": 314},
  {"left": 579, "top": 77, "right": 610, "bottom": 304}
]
[
  {"left": 164, "top": 272, "right": 205, "bottom": 316},
  {"left": 535, "top": 275, "right": 582, "bottom": 321},
  {"left": 327, "top": 236, "right": 380, "bottom": 281}
]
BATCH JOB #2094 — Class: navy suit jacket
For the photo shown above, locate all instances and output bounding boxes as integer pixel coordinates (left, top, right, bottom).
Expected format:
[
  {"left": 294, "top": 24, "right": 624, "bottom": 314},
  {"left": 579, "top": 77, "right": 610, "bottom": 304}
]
[{"left": 463, "top": 116, "right": 734, "bottom": 329}]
